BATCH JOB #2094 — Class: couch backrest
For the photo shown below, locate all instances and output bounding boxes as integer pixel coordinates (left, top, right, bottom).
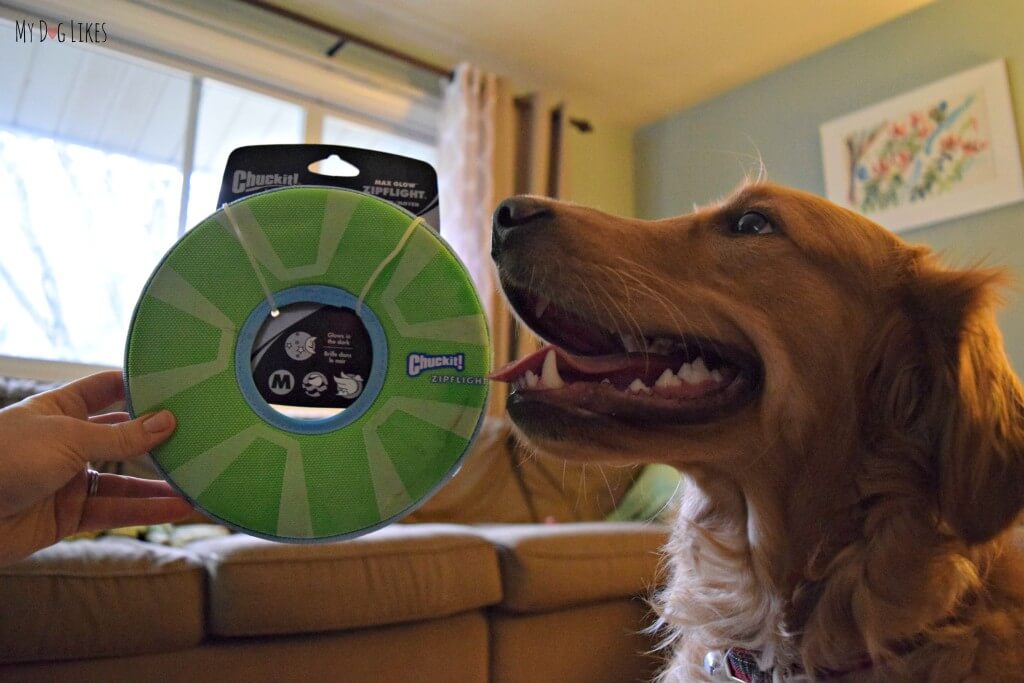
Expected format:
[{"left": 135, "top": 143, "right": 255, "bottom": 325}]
[
  {"left": 0, "top": 377, "right": 59, "bottom": 409},
  {"left": 405, "top": 416, "right": 639, "bottom": 524}
]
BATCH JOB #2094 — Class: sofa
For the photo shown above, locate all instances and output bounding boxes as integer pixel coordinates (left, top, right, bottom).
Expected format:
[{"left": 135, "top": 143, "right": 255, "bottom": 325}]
[{"left": 0, "top": 380, "right": 670, "bottom": 682}]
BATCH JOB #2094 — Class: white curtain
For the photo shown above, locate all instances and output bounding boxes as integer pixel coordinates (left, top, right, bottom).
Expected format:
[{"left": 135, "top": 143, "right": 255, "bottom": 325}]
[
  {"left": 438, "top": 63, "right": 567, "bottom": 415},
  {"left": 439, "top": 65, "right": 506, "bottom": 319}
]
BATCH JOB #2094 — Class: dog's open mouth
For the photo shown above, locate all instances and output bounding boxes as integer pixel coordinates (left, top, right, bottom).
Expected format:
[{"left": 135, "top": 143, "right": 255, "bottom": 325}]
[{"left": 489, "top": 286, "right": 762, "bottom": 425}]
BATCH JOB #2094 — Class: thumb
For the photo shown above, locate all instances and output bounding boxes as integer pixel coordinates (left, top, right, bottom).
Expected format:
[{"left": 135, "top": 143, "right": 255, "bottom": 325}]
[{"left": 74, "top": 410, "right": 177, "bottom": 461}]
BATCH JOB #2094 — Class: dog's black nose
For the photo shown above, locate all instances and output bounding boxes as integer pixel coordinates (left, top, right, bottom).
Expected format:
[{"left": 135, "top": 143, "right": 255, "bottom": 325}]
[{"left": 492, "top": 196, "right": 552, "bottom": 257}]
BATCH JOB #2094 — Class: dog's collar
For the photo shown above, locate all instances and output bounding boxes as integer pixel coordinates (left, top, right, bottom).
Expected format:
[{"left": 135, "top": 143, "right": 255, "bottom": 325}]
[
  {"left": 704, "top": 648, "right": 872, "bottom": 682},
  {"left": 706, "top": 635, "right": 930, "bottom": 683}
]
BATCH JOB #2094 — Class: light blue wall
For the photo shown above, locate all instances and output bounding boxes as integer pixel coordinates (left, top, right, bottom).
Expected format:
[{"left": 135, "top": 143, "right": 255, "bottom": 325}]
[{"left": 635, "top": 0, "right": 1024, "bottom": 372}]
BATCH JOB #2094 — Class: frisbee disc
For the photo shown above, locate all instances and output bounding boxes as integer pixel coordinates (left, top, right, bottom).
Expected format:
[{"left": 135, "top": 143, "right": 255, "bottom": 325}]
[{"left": 125, "top": 186, "right": 489, "bottom": 542}]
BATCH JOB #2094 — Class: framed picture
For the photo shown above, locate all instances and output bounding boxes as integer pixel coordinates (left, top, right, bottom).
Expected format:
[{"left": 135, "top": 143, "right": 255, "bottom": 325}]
[{"left": 820, "top": 59, "right": 1024, "bottom": 233}]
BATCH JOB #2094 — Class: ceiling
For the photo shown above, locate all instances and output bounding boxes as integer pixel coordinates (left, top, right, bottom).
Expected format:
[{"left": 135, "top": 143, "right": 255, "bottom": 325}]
[{"left": 267, "top": 0, "right": 936, "bottom": 126}]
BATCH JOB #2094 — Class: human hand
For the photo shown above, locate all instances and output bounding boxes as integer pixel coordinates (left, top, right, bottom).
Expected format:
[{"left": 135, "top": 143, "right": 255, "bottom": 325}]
[{"left": 0, "top": 370, "right": 193, "bottom": 565}]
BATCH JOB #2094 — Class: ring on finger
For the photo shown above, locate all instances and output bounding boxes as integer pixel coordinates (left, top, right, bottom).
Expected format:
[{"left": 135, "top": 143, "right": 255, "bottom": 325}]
[{"left": 86, "top": 468, "right": 100, "bottom": 497}]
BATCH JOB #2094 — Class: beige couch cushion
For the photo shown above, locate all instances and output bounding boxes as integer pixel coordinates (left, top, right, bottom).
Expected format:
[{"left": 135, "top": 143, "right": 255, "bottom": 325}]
[
  {"left": 478, "top": 522, "right": 669, "bottom": 613},
  {"left": 1, "top": 611, "right": 490, "bottom": 683},
  {"left": 491, "top": 600, "right": 663, "bottom": 683},
  {"left": 0, "top": 537, "right": 204, "bottom": 663},
  {"left": 189, "top": 523, "right": 502, "bottom": 637},
  {"left": 404, "top": 417, "right": 533, "bottom": 524}
]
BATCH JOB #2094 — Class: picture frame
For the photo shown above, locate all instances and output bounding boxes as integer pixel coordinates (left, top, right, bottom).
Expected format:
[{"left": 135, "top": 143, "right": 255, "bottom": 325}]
[{"left": 820, "top": 59, "right": 1024, "bottom": 233}]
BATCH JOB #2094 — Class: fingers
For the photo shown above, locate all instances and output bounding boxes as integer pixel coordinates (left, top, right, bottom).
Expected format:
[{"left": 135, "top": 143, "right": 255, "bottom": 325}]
[
  {"left": 46, "top": 370, "right": 126, "bottom": 419},
  {"left": 94, "top": 474, "right": 181, "bottom": 499},
  {"left": 89, "top": 412, "right": 131, "bottom": 425},
  {"left": 78, "top": 496, "right": 194, "bottom": 533},
  {"left": 72, "top": 410, "right": 177, "bottom": 461}
]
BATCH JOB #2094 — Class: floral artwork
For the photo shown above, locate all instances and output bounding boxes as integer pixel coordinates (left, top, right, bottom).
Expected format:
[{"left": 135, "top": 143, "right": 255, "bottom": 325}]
[
  {"left": 821, "top": 60, "right": 1024, "bottom": 232},
  {"left": 846, "top": 94, "right": 992, "bottom": 212}
]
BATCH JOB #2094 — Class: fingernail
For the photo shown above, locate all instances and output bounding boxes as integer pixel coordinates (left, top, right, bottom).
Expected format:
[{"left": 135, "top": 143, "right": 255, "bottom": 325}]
[{"left": 143, "top": 411, "right": 174, "bottom": 433}]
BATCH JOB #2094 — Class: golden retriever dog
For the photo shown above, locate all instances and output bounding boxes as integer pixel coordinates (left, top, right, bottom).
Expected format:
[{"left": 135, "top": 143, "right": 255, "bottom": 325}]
[{"left": 488, "top": 182, "right": 1024, "bottom": 682}]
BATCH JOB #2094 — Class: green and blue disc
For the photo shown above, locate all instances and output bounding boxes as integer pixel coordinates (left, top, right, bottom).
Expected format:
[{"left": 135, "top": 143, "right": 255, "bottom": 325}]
[{"left": 124, "top": 186, "right": 490, "bottom": 542}]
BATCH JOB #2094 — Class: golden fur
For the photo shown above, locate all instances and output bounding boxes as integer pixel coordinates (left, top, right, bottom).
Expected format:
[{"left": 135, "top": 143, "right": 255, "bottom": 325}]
[{"left": 494, "top": 183, "right": 1024, "bottom": 681}]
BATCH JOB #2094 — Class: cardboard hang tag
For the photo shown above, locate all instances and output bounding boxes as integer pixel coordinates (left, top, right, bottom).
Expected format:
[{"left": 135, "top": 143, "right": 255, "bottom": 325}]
[{"left": 217, "top": 144, "right": 440, "bottom": 233}]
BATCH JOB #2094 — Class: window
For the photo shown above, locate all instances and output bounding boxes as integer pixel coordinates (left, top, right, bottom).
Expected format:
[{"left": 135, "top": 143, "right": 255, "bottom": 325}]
[
  {"left": 0, "top": 19, "right": 437, "bottom": 376},
  {"left": 0, "top": 23, "right": 191, "bottom": 368},
  {"left": 185, "top": 79, "right": 305, "bottom": 229},
  {"left": 322, "top": 114, "right": 437, "bottom": 169}
]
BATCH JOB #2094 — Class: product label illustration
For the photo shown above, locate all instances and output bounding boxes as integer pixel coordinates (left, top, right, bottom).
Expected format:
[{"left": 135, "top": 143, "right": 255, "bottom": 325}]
[{"left": 251, "top": 303, "right": 373, "bottom": 408}]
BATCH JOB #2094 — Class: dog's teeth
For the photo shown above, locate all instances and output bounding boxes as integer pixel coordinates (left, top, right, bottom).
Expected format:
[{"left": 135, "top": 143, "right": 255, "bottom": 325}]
[
  {"left": 678, "top": 361, "right": 709, "bottom": 385},
  {"left": 600, "top": 378, "right": 612, "bottom": 385},
  {"left": 627, "top": 378, "right": 651, "bottom": 394},
  {"left": 710, "top": 369, "right": 723, "bottom": 383},
  {"left": 689, "top": 358, "right": 712, "bottom": 383},
  {"left": 525, "top": 370, "right": 539, "bottom": 389},
  {"left": 677, "top": 362, "right": 693, "bottom": 382},
  {"left": 540, "top": 350, "right": 565, "bottom": 389},
  {"left": 655, "top": 368, "right": 682, "bottom": 388},
  {"left": 534, "top": 296, "right": 551, "bottom": 318}
]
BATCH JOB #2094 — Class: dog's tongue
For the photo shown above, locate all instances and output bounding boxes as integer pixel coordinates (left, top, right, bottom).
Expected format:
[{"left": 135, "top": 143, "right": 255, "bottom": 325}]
[
  {"left": 488, "top": 344, "right": 678, "bottom": 383},
  {"left": 488, "top": 347, "right": 548, "bottom": 382}
]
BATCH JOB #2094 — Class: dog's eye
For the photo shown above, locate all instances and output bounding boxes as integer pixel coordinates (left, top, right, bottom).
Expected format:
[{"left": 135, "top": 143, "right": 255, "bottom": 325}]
[{"left": 733, "top": 212, "right": 773, "bottom": 235}]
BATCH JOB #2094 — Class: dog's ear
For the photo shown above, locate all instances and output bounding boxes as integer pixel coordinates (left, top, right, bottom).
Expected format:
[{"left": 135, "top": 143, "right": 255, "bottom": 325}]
[
  {"left": 868, "top": 262, "right": 1024, "bottom": 545},
  {"left": 916, "top": 267, "right": 1024, "bottom": 545}
]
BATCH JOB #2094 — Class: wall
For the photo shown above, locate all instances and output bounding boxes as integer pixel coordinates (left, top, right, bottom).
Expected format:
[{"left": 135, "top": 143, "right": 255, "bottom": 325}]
[
  {"left": 635, "top": 0, "right": 1024, "bottom": 371},
  {"left": 565, "top": 113, "right": 635, "bottom": 218}
]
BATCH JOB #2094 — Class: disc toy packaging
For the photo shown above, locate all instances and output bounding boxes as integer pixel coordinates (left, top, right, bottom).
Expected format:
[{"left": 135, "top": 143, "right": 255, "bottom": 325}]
[{"left": 124, "top": 145, "right": 490, "bottom": 542}]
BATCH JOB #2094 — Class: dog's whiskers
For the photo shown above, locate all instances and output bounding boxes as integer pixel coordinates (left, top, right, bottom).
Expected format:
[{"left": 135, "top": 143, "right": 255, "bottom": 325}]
[
  {"left": 602, "top": 260, "right": 712, "bottom": 362},
  {"left": 610, "top": 256, "right": 734, "bottom": 364}
]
